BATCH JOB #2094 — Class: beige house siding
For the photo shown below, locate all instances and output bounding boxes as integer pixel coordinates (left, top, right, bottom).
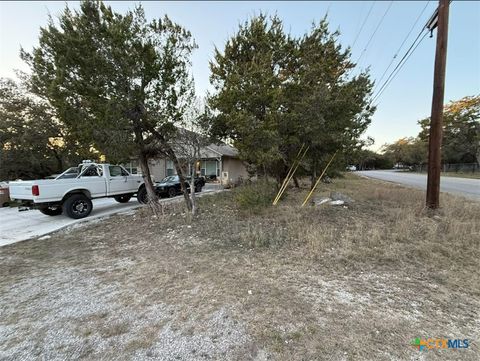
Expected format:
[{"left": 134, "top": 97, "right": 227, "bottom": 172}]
[
  {"left": 145, "top": 156, "right": 248, "bottom": 185},
  {"left": 220, "top": 157, "right": 248, "bottom": 185},
  {"left": 148, "top": 158, "right": 167, "bottom": 182},
  {"left": 130, "top": 142, "right": 248, "bottom": 184}
]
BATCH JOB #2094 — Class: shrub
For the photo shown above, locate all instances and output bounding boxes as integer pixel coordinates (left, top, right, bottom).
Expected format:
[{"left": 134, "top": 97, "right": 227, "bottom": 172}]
[{"left": 234, "top": 181, "right": 277, "bottom": 213}]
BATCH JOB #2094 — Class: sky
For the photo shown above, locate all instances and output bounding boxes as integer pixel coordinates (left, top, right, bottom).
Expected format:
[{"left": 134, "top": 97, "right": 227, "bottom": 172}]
[{"left": 1, "top": 1, "right": 479, "bottom": 150}]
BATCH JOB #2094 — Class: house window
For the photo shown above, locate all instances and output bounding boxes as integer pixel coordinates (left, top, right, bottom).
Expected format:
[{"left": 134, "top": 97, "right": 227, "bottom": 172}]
[
  {"left": 166, "top": 160, "right": 175, "bottom": 176},
  {"left": 122, "top": 160, "right": 139, "bottom": 174},
  {"left": 201, "top": 160, "right": 219, "bottom": 179}
]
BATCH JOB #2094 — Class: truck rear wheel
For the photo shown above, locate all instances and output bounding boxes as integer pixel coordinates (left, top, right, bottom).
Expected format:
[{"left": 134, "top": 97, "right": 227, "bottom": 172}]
[
  {"left": 114, "top": 194, "right": 132, "bottom": 203},
  {"left": 64, "top": 194, "right": 92, "bottom": 219},
  {"left": 39, "top": 206, "right": 63, "bottom": 216}
]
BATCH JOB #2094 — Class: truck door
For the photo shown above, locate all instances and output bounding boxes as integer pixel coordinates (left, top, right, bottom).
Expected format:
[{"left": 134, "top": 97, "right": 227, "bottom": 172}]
[{"left": 107, "top": 165, "right": 133, "bottom": 195}]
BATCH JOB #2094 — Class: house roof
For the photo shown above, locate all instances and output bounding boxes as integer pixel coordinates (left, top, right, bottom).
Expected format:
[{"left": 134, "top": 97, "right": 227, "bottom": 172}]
[
  {"left": 176, "top": 127, "right": 239, "bottom": 158},
  {"left": 140, "top": 127, "right": 240, "bottom": 160},
  {"left": 205, "top": 143, "right": 239, "bottom": 158}
]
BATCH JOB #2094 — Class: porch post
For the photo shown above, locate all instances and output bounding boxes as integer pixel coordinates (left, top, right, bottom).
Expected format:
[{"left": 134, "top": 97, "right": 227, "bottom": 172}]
[{"left": 218, "top": 157, "right": 223, "bottom": 185}]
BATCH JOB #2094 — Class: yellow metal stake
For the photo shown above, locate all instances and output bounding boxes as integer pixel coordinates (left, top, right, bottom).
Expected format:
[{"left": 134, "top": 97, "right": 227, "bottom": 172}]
[
  {"left": 301, "top": 151, "right": 338, "bottom": 207},
  {"left": 273, "top": 146, "right": 309, "bottom": 205},
  {"left": 273, "top": 144, "right": 306, "bottom": 205}
]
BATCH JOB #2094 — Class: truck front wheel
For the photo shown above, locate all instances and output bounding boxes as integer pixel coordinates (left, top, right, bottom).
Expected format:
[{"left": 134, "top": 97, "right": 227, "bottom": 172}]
[
  {"left": 39, "top": 206, "right": 63, "bottom": 216},
  {"left": 64, "top": 194, "right": 92, "bottom": 219},
  {"left": 137, "top": 187, "right": 148, "bottom": 204}
]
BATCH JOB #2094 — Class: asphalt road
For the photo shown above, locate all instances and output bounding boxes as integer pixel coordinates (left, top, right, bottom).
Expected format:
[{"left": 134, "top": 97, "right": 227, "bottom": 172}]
[{"left": 357, "top": 170, "right": 480, "bottom": 201}]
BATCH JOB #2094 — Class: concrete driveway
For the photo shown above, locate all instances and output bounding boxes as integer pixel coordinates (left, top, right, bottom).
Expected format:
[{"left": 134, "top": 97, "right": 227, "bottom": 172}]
[
  {"left": 357, "top": 170, "right": 480, "bottom": 201},
  {"left": 0, "top": 184, "right": 223, "bottom": 247}
]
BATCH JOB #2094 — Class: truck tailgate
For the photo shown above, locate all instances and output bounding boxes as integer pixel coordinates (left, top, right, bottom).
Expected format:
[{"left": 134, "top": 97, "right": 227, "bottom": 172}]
[{"left": 9, "top": 181, "right": 35, "bottom": 201}]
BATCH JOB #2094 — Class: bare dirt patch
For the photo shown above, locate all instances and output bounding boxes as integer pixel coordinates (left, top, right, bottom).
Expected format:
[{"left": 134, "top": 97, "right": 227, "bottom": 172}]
[{"left": 1, "top": 175, "right": 479, "bottom": 360}]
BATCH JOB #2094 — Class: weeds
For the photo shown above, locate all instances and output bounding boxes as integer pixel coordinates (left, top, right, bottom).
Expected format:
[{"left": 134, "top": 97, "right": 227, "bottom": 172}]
[{"left": 233, "top": 181, "right": 278, "bottom": 213}]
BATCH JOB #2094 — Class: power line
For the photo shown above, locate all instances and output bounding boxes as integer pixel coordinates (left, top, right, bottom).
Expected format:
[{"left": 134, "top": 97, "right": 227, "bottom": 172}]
[
  {"left": 370, "top": 1, "right": 454, "bottom": 106},
  {"left": 355, "top": 1, "right": 393, "bottom": 66},
  {"left": 371, "top": 30, "right": 429, "bottom": 105},
  {"left": 371, "top": 31, "right": 428, "bottom": 104},
  {"left": 372, "top": 1, "right": 431, "bottom": 95},
  {"left": 351, "top": 2, "right": 376, "bottom": 51}
]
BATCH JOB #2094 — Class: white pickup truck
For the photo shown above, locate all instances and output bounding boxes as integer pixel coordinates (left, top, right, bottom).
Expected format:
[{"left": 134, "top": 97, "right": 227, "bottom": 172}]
[{"left": 9, "top": 162, "right": 148, "bottom": 219}]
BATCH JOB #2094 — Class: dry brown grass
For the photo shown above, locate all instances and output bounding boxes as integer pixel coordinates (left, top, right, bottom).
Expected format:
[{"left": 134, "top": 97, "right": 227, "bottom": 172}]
[
  {"left": 195, "top": 175, "right": 480, "bottom": 281},
  {"left": 0, "top": 174, "right": 479, "bottom": 360}
]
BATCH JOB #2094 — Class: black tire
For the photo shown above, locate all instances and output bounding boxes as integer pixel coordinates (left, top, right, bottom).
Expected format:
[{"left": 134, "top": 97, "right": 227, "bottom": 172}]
[
  {"left": 64, "top": 194, "right": 92, "bottom": 219},
  {"left": 195, "top": 185, "right": 202, "bottom": 193},
  {"left": 39, "top": 206, "right": 63, "bottom": 216},
  {"left": 2, "top": 202, "right": 9, "bottom": 207},
  {"left": 137, "top": 187, "right": 148, "bottom": 204},
  {"left": 168, "top": 187, "right": 177, "bottom": 198},
  {"left": 114, "top": 194, "right": 132, "bottom": 203}
]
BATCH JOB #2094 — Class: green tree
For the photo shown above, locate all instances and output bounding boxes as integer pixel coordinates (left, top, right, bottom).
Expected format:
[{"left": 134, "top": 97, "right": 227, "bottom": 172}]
[
  {"left": 284, "top": 19, "right": 374, "bottom": 186},
  {"left": 0, "top": 78, "right": 93, "bottom": 180},
  {"left": 21, "top": 0, "right": 197, "bottom": 210},
  {"left": 419, "top": 95, "right": 480, "bottom": 164},
  {"left": 382, "top": 137, "right": 427, "bottom": 166},
  {"left": 348, "top": 148, "right": 393, "bottom": 170},
  {"left": 208, "top": 14, "right": 374, "bottom": 187},
  {"left": 208, "top": 14, "right": 289, "bottom": 179}
]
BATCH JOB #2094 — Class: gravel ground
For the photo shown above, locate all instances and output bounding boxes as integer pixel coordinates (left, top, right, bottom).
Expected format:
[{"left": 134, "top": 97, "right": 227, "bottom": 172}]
[{"left": 1, "top": 176, "right": 479, "bottom": 360}]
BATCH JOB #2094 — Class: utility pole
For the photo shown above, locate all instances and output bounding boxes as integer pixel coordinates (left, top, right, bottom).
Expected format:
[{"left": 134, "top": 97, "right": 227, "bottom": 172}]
[{"left": 426, "top": 0, "right": 450, "bottom": 209}]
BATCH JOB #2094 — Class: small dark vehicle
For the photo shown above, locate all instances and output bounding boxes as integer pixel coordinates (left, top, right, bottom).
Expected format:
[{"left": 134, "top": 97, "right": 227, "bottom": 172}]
[{"left": 154, "top": 175, "right": 205, "bottom": 198}]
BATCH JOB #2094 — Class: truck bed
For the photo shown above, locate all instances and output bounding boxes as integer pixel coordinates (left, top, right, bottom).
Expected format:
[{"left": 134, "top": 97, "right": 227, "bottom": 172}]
[{"left": 9, "top": 178, "right": 107, "bottom": 203}]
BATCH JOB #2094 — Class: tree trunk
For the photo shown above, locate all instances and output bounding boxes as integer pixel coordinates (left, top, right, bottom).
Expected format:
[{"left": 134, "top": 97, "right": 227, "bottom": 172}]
[
  {"left": 50, "top": 148, "right": 63, "bottom": 174},
  {"left": 138, "top": 151, "right": 160, "bottom": 208},
  {"left": 262, "top": 164, "right": 268, "bottom": 183},
  {"left": 190, "top": 162, "right": 197, "bottom": 216},
  {"left": 310, "top": 161, "right": 317, "bottom": 190},
  {"left": 168, "top": 149, "right": 192, "bottom": 212},
  {"left": 133, "top": 126, "right": 160, "bottom": 212},
  {"left": 144, "top": 124, "right": 193, "bottom": 212},
  {"left": 293, "top": 176, "right": 300, "bottom": 188}
]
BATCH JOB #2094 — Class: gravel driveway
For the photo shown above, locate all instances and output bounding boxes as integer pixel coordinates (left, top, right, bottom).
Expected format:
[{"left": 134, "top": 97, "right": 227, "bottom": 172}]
[{"left": 0, "top": 184, "right": 223, "bottom": 247}]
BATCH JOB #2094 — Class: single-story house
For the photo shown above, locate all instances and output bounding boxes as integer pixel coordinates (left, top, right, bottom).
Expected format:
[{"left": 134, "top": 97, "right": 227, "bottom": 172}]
[{"left": 124, "top": 142, "right": 248, "bottom": 185}]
